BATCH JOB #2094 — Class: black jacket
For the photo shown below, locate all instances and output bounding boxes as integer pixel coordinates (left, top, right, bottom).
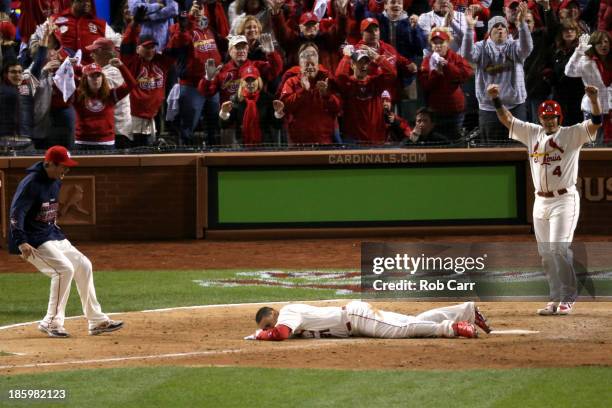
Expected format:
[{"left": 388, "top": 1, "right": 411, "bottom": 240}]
[{"left": 219, "top": 91, "right": 283, "bottom": 144}]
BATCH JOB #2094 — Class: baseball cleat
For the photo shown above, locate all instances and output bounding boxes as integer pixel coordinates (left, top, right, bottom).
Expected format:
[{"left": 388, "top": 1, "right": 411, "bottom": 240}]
[
  {"left": 474, "top": 306, "right": 492, "bottom": 334},
  {"left": 537, "top": 302, "right": 558, "bottom": 316},
  {"left": 38, "top": 323, "right": 70, "bottom": 338},
  {"left": 89, "top": 320, "right": 124, "bottom": 336},
  {"left": 557, "top": 302, "right": 574, "bottom": 315},
  {"left": 452, "top": 321, "right": 478, "bottom": 338}
]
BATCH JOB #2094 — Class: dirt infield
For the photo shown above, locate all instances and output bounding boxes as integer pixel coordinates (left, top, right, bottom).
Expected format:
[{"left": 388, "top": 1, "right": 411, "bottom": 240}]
[
  {"left": 0, "top": 301, "right": 611, "bottom": 375},
  {"left": 1, "top": 237, "right": 611, "bottom": 374}
]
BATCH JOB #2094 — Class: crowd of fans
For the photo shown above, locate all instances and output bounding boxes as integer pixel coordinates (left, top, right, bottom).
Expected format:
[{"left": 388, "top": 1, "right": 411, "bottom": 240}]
[{"left": 0, "top": 0, "right": 610, "bottom": 152}]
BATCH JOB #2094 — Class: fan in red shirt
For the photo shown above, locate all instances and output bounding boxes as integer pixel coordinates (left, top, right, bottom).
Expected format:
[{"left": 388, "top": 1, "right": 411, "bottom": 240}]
[
  {"left": 50, "top": 0, "right": 118, "bottom": 64},
  {"left": 418, "top": 28, "right": 473, "bottom": 141},
  {"left": 348, "top": 17, "right": 417, "bottom": 103},
  {"left": 197, "top": 34, "right": 283, "bottom": 104},
  {"left": 334, "top": 48, "right": 396, "bottom": 144},
  {"left": 73, "top": 59, "right": 137, "bottom": 150},
  {"left": 382, "top": 90, "right": 412, "bottom": 143},
  {"left": 280, "top": 43, "right": 342, "bottom": 145},
  {"left": 270, "top": 2, "right": 348, "bottom": 72},
  {"left": 121, "top": 22, "right": 179, "bottom": 147}
]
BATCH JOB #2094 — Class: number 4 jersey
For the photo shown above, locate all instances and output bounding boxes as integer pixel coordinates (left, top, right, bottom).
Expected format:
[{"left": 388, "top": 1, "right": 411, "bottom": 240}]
[{"left": 509, "top": 118, "right": 596, "bottom": 193}]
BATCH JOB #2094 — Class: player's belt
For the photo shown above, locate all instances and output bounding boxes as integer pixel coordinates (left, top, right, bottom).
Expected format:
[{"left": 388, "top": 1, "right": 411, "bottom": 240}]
[
  {"left": 341, "top": 306, "right": 352, "bottom": 332},
  {"left": 537, "top": 188, "right": 568, "bottom": 198}
]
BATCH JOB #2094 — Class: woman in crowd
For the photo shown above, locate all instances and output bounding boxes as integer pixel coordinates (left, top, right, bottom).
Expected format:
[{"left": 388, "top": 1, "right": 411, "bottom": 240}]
[
  {"left": 565, "top": 30, "right": 612, "bottom": 144},
  {"left": 550, "top": 20, "right": 586, "bottom": 126},
  {"left": 73, "top": 58, "right": 137, "bottom": 150},
  {"left": 418, "top": 27, "right": 473, "bottom": 141},
  {"left": 219, "top": 65, "right": 285, "bottom": 146}
]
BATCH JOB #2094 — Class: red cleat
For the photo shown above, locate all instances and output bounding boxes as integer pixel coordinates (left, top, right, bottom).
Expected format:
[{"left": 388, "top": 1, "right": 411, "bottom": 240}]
[
  {"left": 452, "top": 321, "right": 478, "bottom": 338},
  {"left": 474, "top": 306, "right": 492, "bottom": 333}
]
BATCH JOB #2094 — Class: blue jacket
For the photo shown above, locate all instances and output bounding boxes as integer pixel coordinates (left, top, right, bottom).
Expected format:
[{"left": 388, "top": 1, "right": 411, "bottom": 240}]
[
  {"left": 356, "top": 4, "right": 427, "bottom": 61},
  {"left": 8, "top": 162, "right": 66, "bottom": 254},
  {"left": 128, "top": 0, "right": 179, "bottom": 52}
]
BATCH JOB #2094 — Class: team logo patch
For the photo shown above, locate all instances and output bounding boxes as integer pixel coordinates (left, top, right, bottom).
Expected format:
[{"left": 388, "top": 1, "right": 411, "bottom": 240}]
[
  {"left": 60, "top": 25, "right": 69, "bottom": 34},
  {"left": 85, "top": 98, "right": 105, "bottom": 113},
  {"left": 193, "top": 270, "right": 360, "bottom": 295},
  {"left": 55, "top": 17, "right": 68, "bottom": 24},
  {"left": 88, "top": 23, "right": 98, "bottom": 33}
]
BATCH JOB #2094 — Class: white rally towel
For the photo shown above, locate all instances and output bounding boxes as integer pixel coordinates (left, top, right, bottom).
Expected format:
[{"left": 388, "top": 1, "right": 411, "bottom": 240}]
[
  {"left": 53, "top": 58, "right": 76, "bottom": 102},
  {"left": 313, "top": 0, "right": 328, "bottom": 21},
  {"left": 166, "top": 83, "right": 181, "bottom": 121},
  {"left": 73, "top": 49, "right": 83, "bottom": 65}
]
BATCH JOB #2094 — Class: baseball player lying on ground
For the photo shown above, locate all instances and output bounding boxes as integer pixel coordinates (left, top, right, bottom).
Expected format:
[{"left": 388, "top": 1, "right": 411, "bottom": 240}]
[
  {"left": 244, "top": 301, "right": 491, "bottom": 340},
  {"left": 487, "top": 83, "right": 602, "bottom": 316}
]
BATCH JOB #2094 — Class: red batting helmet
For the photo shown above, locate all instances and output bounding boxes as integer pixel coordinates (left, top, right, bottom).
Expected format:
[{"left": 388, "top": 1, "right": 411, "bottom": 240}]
[{"left": 538, "top": 100, "right": 563, "bottom": 125}]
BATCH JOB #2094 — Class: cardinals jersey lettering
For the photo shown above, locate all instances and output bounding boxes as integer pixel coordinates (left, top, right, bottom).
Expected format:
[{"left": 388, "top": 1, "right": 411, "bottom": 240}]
[{"left": 510, "top": 118, "right": 595, "bottom": 192}]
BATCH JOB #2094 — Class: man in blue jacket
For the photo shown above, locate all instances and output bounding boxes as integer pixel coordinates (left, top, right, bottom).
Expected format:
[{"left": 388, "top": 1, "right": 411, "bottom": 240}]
[{"left": 9, "top": 146, "right": 123, "bottom": 338}]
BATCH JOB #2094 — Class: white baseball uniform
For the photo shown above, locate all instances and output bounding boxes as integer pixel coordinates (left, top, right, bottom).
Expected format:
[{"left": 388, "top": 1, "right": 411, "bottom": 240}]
[
  {"left": 27, "top": 240, "right": 110, "bottom": 330},
  {"left": 277, "top": 301, "right": 477, "bottom": 339},
  {"left": 509, "top": 118, "right": 595, "bottom": 302}
]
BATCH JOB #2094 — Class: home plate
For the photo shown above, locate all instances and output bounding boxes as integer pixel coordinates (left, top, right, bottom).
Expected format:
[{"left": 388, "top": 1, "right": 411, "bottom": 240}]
[{"left": 490, "top": 329, "right": 540, "bottom": 334}]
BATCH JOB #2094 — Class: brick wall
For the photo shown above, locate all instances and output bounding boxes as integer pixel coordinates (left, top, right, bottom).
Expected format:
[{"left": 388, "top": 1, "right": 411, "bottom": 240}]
[{"left": 1, "top": 155, "right": 199, "bottom": 242}]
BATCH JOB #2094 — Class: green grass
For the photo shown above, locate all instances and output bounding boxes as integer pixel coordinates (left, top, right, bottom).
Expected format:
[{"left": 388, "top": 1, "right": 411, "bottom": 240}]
[
  {"left": 1, "top": 269, "right": 611, "bottom": 326},
  {"left": 0, "top": 270, "right": 354, "bottom": 326},
  {"left": 0, "top": 366, "right": 610, "bottom": 407}
]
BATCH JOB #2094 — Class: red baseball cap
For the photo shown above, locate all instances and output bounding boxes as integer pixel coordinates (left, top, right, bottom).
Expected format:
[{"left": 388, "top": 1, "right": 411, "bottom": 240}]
[
  {"left": 360, "top": 17, "right": 379, "bottom": 32},
  {"left": 240, "top": 65, "right": 260, "bottom": 80},
  {"left": 85, "top": 38, "right": 115, "bottom": 52},
  {"left": 45, "top": 146, "right": 79, "bottom": 167},
  {"left": 300, "top": 12, "right": 318, "bottom": 25},
  {"left": 0, "top": 21, "right": 16, "bottom": 41},
  {"left": 430, "top": 30, "right": 450, "bottom": 42},
  {"left": 83, "top": 63, "right": 103, "bottom": 76},
  {"left": 504, "top": 0, "right": 520, "bottom": 7}
]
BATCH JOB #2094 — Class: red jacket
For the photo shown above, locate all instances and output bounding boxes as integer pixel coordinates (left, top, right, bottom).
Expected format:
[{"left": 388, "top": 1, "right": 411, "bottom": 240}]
[
  {"left": 334, "top": 55, "right": 396, "bottom": 144},
  {"left": 599, "top": 0, "right": 612, "bottom": 35},
  {"left": 198, "top": 54, "right": 283, "bottom": 103},
  {"left": 385, "top": 113, "right": 412, "bottom": 143},
  {"left": 354, "top": 40, "right": 413, "bottom": 102},
  {"left": 280, "top": 68, "right": 341, "bottom": 144},
  {"left": 121, "top": 24, "right": 176, "bottom": 119},
  {"left": 271, "top": 11, "right": 347, "bottom": 71},
  {"left": 168, "top": 19, "right": 223, "bottom": 88},
  {"left": 74, "top": 64, "right": 136, "bottom": 145},
  {"left": 418, "top": 48, "right": 473, "bottom": 113},
  {"left": 51, "top": 8, "right": 107, "bottom": 64}
]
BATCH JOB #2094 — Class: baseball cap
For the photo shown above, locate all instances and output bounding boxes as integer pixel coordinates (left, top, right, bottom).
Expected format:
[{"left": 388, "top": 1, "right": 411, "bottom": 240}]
[
  {"left": 300, "top": 12, "right": 318, "bottom": 25},
  {"left": 351, "top": 50, "right": 371, "bottom": 63},
  {"left": 503, "top": 0, "right": 520, "bottom": 7},
  {"left": 45, "top": 146, "right": 79, "bottom": 167},
  {"left": 82, "top": 63, "right": 103, "bottom": 76},
  {"left": 240, "top": 65, "right": 260, "bottom": 80},
  {"left": 228, "top": 35, "right": 248, "bottom": 50},
  {"left": 138, "top": 35, "right": 158, "bottom": 48},
  {"left": 430, "top": 29, "right": 450, "bottom": 42},
  {"left": 381, "top": 90, "right": 391, "bottom": 100},
  {"left": 360, "top": 18, "right": 379, "bottom": 33},
  {"left": 85, "top": 37, "right": 115, "bottom": 52},
  {"left": 0, "top": 21, "right": 16, "bottom": 41}
]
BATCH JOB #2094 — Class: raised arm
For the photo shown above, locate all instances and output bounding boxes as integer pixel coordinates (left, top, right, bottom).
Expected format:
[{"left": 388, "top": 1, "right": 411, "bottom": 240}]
[
  {"left": 585, "top": 85, "right": 602, "bottom": 136},
  {"left": 487, "top": 84, "right": 513, "bottom": 129},
  {"left": 564, "top": 34, "right": 590, "bottom": 78},
  {"left": 460, "top": 8, "right": 481, "bottom": 63}
]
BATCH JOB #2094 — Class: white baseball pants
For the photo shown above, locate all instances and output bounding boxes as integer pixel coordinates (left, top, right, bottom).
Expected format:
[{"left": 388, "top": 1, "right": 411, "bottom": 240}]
[
  {"left": 345, "top": 301, "right": 475, "bottom": 338},
  {"left": 26, "top": 239, "right": 109, "bottom": 329},
  {"left": 533, "top": 189, "right": 579, "bottom": 302}
]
